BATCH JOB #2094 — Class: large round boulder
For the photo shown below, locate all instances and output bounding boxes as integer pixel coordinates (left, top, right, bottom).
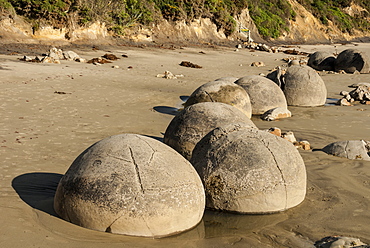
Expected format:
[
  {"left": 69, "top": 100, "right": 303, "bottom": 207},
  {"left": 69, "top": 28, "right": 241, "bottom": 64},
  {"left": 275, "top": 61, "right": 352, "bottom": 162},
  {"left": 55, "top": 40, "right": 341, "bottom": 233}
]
[
  {"left": 54, "top": 134, "right": 205, "bottom": 237},
  {"left": 322, "top": 140, "right": 370, "bottom": 161},
  {"left": 283, "top": 65, "right": 327, "bottom": 106},
  {"left": 234, "top": 75, "right": 287, "bottom": 115},
  {"left": 184, "top": 80, "right": 252, "bottom": 118},
  {"left": 190, "top": 123, "right": 307, "bottom": 214},
  {"left": 164, "top": 102, "right": 256, "bottom": 160},
  {"left": 308, "top": 51, "right": 336, "bottom": 71},
  {"left": 334, "top": 49, "right": 370, "bottom": 73}
]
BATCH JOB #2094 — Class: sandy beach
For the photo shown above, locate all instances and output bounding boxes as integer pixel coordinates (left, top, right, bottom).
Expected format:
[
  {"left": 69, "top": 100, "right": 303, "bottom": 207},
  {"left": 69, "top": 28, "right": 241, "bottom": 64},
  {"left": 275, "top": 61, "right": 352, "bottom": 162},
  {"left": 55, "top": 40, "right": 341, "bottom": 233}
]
[{"left": 1, "top": 41, "right": 370, "bottom": 247}]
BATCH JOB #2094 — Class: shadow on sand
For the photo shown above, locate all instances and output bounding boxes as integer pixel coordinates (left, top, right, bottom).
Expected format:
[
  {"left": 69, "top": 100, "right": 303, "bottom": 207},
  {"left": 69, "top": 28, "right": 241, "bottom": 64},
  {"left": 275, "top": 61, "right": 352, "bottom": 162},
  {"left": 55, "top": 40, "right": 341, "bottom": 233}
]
[
  {"left": 153, "top": 106, "right": 179, "bottom": 115},
  {"left": 12, "top": 172, "right": 63, "bottom": 217}
]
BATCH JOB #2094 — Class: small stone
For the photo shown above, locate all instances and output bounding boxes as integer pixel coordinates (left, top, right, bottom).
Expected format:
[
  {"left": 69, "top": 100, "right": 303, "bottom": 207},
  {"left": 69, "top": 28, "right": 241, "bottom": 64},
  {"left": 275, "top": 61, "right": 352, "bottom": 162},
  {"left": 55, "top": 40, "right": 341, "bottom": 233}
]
[
  {"left": 345, "top": 94, "right": 352, "bottom": 101},
  {"left": 75, "top": 58, "right": 86, "bottom": 63},
  {"left": 267, "top": 127, "right": 282, "bottom": 137},
  {"left": 340, "top": 90, "right": 349, "bottom": 96},
  {"left": 261, "top": 107, "right": 291, "bottom": 121},
  {"left": 112, "top": 65, "right": 120, "bottom": 69},
  {"left": 49, "top": 47, "right": 64, "bottom": 60},
  {"left": 294, "top": 141, "right": 311, "bottom": 150},
  {"left": 237, "top": 44, "right": 243, "bottom": 49},
  {"left": 35, "top": 55, "right": 44, "bottom": 62},
  {"left": 251, "top": 61, "right": 265, "bottom": 67},
  {"left": 42, "top": 56, "right": 60, "bottom": 64},
  {"left": 282, "top": 131, "right": 297, "bottom": 143},
  {"left": 22, "top": 56, "right": 33, "bottom": 62},
  {"left": 337, "top": 98, "right": 352, "bottom": 106}
]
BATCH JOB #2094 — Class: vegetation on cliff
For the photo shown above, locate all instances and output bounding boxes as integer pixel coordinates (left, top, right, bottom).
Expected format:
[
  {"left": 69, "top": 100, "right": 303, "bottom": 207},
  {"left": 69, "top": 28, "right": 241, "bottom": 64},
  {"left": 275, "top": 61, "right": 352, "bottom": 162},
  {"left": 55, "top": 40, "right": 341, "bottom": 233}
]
[{"left": 0, "top": 0, "right": 369, "bottom": 39}]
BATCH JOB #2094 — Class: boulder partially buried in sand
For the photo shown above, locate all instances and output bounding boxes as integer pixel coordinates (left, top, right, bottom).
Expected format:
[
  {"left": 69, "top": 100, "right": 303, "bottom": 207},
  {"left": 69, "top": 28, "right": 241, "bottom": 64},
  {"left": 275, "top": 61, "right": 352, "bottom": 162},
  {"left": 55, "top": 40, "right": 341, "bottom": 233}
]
[
  {"left": 315, "top": 236, "right": 368, "bottom": 248},
  {"left": 322, "top": 140, "right": 370, "bottom": 161},
  {"left": 283, "top": 65, "right": 327, "bottom": 106},
  {"left": 54, "top": 134, "right": 205, "bottom": 237},
  {"left": 335, "top": 49, "right": 370, "bottom": 73},
  {"left": 184, "top": 80, "right": 252, "bottom": 118},
  {"left": 308, "top": 51, "right": 336, "bottom": 71},
  {"left": 235, "top": 75, "right": 287, "bottom": 115},
  {"left": 164, "top": 102, "right": 257, "bottom": 160},
  {"left": 190, "top": 123, "right": 307, "bottom": 214}
]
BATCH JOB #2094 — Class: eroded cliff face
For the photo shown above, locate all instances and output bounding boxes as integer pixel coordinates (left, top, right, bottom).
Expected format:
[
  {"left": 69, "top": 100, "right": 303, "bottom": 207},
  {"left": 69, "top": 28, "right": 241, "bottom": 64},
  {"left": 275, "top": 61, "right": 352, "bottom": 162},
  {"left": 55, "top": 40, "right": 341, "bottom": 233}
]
[
  {"left": 277, "top": 0, "right": 370, "bottom": 43},
  {"left": 0, "top": 1, "right": 369, "bottom": 45}
]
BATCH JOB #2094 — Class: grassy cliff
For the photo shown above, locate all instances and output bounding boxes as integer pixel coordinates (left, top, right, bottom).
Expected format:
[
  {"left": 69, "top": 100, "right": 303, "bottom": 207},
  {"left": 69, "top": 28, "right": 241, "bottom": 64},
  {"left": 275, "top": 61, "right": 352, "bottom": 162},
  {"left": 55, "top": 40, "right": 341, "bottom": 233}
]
[{"left": 0, "top": 0, "right": 369, "bottom": 39}]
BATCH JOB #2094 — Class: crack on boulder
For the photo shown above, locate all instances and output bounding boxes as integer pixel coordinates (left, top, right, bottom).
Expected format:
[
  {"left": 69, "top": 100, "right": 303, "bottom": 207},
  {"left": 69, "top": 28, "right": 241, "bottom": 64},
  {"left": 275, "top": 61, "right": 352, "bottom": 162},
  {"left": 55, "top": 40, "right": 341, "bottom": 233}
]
[
  {"left": 204, "top": 90, "right": 214, "bottom": 102},
  {"left": 260, "top": 138, "right": 288, "bottom": 209},
  {"left": 137, "top": 136, "right": 156, "bottom": 165},
  {"left": 105, "top": 153, "right": 132, "bottom": 163},
  {"left": 129, "top": 147, "right": 145, "bottom": 194},
  {"left": 344, "top": 140, "right": 349, "bottom": 159},
  {"left": 105, "top": 210, "right": 125, "bottom": 233}
]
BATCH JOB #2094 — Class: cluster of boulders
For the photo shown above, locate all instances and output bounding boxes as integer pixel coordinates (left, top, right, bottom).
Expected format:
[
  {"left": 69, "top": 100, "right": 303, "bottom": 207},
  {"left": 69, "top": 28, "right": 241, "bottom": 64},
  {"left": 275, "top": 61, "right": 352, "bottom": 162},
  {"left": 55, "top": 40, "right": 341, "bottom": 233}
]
[
  {"left": 308, "top": 49, "right": 370, "bottom": 74},
  {"left": 162, "top": 74, "right": 314, "bottom": 214},
  {"left": 52, "top": 47, "right": 370, "bottom": 240},
  {"left": 21, "top": 47, "right": 84, "bottom": 64},
  {"left": 241, "top": 42, "right": 280, "bottom": 53},
  {"left": 337, "top": 83, "right": 370, "bottom": 106},
  {"left": 267, "top": 127, "right": 311, "bottom": 150},
  {"left": 20, "top": 47, "right": 127, "bottom": 66},
  {"left": 55, "top": 68, "right": 325, "bottom": 237}
]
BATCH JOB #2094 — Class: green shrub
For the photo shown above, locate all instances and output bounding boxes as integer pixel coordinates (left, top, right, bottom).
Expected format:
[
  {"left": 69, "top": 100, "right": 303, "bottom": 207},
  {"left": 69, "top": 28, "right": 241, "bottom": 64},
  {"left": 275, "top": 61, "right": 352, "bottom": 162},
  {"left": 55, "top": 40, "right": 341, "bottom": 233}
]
[
  {"left": 247, "top": 0, "right": 295, "bottom": 39},
  {"left": 1, "top": 0, "right": 370, "bottom": 38}
]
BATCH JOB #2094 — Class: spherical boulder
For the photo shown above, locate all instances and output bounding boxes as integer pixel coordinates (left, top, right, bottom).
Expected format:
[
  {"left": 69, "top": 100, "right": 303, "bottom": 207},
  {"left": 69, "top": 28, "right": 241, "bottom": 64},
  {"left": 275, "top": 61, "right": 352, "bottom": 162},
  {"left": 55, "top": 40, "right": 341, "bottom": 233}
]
[
  {"left": 54, "top": 134, "right": 205, "bottom": 237},
  {"left": 334, "top": 49, "right": 370, "bottom": 73},
  {"left": 322, "top": 140, "right": 370, "bottom": 161},
  {"left": 190, "top": 123, "right": 307, "bottom": 214},
  {"left": 235, "top": 75, "right": 287, "bottom": 115},
  {"left": 283, "top": 65, "right": 327, "bottom": 106},
  {"left": 164, "top": 102, "right": 257, "bottom": 160},
  {"left": 308, "top": 51, "right": 336, "bottom": 71},
  {"left": 184, "top": 80, "right": 252, "bottom": 118}
]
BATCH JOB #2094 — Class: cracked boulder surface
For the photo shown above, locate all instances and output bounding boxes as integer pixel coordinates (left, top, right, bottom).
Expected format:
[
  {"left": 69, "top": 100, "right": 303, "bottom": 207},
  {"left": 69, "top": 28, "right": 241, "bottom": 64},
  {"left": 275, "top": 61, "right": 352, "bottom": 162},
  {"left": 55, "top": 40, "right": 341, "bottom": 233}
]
[
  {"left": 235, "top": 75, "right": 288, "bottom": 115},
  {"left": 183, "top": 79, "right": 252, "bottom": 118},
  {"left": 308, "top": 51, "right": 336, "bottom": 71},
  {"left": 164, "top": 102, "right": 257, "bottom": 160},
  {"left": 283, "top": 65, "right": 327, "bottom": 106},
  {"left": 322, "top": 140, "right": 370, "bottom": 161},
  {"left": 190, "top": 123, "right": 306, "bottom": 214},
  {"left": 53, "top": 134, "right": 205, "bottom": 237},
  {"left": 334, "top": 49, "right": 370, "bottom": 73}
]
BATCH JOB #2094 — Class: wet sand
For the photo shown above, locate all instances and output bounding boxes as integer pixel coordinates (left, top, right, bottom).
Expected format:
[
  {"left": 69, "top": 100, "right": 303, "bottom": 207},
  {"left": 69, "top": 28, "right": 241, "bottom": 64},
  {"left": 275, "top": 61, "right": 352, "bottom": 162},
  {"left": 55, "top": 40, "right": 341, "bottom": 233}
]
[{"left": 1, "top": 42, "right": 370, "bottom": 247}]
